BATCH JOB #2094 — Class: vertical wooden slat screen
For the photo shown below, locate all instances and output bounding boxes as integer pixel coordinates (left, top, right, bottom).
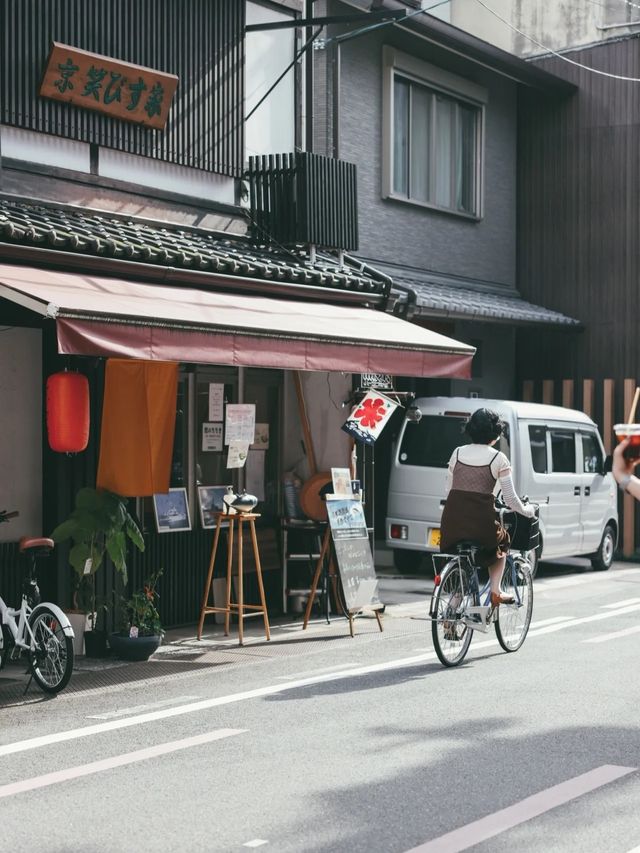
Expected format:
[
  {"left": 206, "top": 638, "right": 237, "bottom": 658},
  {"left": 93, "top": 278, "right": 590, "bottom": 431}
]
[
  {"left": 1, "top": 0, "right": 245, "bottom": 176},
  {"left": 582, "top": 379, "right": 594, "bottom": 419},
  {"left": 623, "top": 379, "right": 636, "bottom": 556},
  {"left": 603, "top": 379, "right": 615, "bottom": 454},
  {"left": 562, "top": 379, "right": 574, "bottom": 409},
  {"left": 542, "top": 379, "right": 554, "bottom": 405},
  {"left": 522, "top": 380, "right": 534, "bottom": 402},
  {"left": 246, "top": 152, "right": 359, "bottom": 251}
]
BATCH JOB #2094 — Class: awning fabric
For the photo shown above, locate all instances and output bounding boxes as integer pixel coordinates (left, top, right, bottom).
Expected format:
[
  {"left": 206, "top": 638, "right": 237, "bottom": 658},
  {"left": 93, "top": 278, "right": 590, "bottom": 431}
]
[{"left": 0, "top": 265, "right": 474, "bottom": 378}]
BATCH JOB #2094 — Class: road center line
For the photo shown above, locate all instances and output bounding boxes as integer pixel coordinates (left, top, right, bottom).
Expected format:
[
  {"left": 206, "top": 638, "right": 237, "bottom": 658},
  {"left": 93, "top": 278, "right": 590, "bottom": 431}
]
[
  {"left": 601, "top": 598, "right": 640, "bottom": 609},
  {"left": 87, "top": 695, "right": 201, "bottom": 720},
  {"left": 404, "top": 764, "right": 636, "bottom": 853},
  {"left": 584, "top": 625, "right": 640, "bottom": 644},
  {"left": 3, "top": 602, "right": 640, "bottom": 758},
  {"left": 0, "top": 729, "right": 245, "bottom": 799}
]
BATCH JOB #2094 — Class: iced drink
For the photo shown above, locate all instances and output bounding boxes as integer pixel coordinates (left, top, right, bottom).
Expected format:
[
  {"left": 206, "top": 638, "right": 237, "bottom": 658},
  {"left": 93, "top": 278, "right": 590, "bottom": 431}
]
[{"left": 614, "top": 424, "right": 640, "bottom": 460}]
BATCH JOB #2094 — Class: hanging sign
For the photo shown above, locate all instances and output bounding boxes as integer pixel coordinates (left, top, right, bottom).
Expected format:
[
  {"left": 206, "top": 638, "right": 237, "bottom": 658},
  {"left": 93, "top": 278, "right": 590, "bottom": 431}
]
[
  {"left": 341, "top": 391, "right": 398, "bottom": 446},
  {"left": 202, "top": 422, "right": 223, "bottom": 452},
  {"left": 208, "top": 384, "right": 224, "bottom": 422},
  {"left": 39, "top": 42, "right": 179, "bottom": 129}
]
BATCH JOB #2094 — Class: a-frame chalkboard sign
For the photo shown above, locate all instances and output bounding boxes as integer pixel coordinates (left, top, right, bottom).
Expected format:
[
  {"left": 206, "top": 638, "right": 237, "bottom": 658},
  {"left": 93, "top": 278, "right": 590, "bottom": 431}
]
[{"left": 302, "top": 497, "right": 383, "bottom": 637}]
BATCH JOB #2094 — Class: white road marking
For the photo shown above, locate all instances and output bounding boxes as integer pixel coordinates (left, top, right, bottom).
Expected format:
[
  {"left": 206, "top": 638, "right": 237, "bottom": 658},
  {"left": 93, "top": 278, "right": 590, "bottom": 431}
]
[
  {"left": 243, "top": 841, "right": 269, "bottom": 848},
  {"left": 276, "top": 663, "right": 359, "bottom": 680},
  {"left": 583, "top": 625, "right": 640, "bottom": 644},
  {"left": 527, "top": 603, "right": 640, "bottom": 639},
  {"left": 601, "top": 598, "right": 640, "bottom": 609},
  {"left": 625, "top": 845, "right": 640, "bottom": 853},
  {"left": 0, "top": 729, "right": 245, "bottom": 799},
  {"left": 405, "top": 764, "right": 636, "bottom": 853},
  {"left": 3, "top": 601, "right": 640, "bottom": 759},
  {"left": 87, "top": 695, "right": 201, "bottom": 720},
  {"left": 528, "top": 616, "right": 573, "bottom": 629}
]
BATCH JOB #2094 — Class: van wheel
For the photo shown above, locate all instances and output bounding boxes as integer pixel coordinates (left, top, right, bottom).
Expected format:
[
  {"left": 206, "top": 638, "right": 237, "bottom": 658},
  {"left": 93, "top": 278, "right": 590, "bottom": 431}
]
[
  {"left": 591, "top": 525, "right": 615, "bottom": 571},
  {"left": 393, "top": 550, "right": 423, "bottom": 573}
]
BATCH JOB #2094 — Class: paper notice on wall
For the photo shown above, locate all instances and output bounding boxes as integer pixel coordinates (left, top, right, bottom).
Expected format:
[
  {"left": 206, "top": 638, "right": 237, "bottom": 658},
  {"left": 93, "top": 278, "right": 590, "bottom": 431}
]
[
  {"left": 225, "top": 404, "right": 256, "bottom": 445},
  {"left": 226, "top": 441, "right": 249, "bottom": 469},
  {"left": 202, "top": 422, "right": 223, "bottom": 452},
  {"left": 246, "top": 449, "right": 266, "bottom": 500},
  {"left": 208, "top": 384, "right": 224, "bottom": 422},
  {"left": 250, "top": 423, "right": 269, "bottom": 450}
]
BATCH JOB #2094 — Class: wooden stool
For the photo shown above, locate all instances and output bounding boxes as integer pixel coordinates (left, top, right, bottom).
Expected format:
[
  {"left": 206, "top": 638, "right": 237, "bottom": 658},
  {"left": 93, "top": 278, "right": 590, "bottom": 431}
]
[{"left": 197, "top": 512, "right": 271, "bottom": 646}]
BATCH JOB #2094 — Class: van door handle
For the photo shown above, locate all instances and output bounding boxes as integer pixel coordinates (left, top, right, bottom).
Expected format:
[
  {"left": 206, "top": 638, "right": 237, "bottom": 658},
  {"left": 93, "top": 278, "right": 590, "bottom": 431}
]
[
  {"left": 585, "top": 486, "right": 591, "bottom": 496},
  {"left": 574, "top": 486, "right": 581, "bottom": 496}
]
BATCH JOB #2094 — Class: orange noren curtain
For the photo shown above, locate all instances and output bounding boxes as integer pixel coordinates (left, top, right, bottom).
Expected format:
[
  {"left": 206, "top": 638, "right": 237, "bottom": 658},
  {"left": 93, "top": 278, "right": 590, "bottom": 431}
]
[{"left": 97, "top": 359, "right": 179, "bottom": 497}]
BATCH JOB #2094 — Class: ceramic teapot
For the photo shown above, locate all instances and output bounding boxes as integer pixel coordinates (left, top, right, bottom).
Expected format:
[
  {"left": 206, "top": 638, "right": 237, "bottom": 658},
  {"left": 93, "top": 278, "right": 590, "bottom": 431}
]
[{"left": 222, "top": 486, "right": 258, "bottom": 514}]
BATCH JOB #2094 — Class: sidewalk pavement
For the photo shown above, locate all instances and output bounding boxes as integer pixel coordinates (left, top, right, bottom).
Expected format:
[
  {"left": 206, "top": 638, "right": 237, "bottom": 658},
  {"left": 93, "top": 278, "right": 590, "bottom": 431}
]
[{"left": 0, "top": 574, "right": 433, "bottom": 708}]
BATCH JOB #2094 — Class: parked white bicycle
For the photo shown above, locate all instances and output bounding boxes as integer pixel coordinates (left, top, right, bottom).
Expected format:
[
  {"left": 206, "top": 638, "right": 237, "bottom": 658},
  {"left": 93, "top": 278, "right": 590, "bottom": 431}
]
[{"left": 0, "top": 510, "right": 75, "bottom": 694}]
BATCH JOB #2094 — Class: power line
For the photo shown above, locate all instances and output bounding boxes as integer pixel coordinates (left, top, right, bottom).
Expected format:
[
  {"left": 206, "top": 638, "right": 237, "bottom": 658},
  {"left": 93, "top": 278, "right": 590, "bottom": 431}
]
[{"left": 473, "top": 0, "right": 640, "bottom": 81}]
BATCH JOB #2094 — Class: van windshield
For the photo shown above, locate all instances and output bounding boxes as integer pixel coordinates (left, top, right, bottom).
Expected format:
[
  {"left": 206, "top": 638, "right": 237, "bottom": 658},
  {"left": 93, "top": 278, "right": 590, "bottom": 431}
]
[{"left": 398, "top": 416, "right": 469, "bottom": 467}]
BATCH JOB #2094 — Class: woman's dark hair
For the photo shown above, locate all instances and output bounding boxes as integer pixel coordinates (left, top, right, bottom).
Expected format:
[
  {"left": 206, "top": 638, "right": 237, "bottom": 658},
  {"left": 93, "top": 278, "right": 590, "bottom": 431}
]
[{"left": 464, "top": 408, "right": 504, "bottom": 444}]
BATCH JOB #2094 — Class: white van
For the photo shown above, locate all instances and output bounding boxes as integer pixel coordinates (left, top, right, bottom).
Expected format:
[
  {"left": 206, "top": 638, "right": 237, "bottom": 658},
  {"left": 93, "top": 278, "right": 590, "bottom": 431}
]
[{"left": 386, "top": 397, "right": 618, "bottom": 576}]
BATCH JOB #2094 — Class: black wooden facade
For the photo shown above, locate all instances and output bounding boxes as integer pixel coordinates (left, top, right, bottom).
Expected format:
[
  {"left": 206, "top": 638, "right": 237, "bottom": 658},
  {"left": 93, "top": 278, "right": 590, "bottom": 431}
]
[{"left": 1, "top": 0, "right": 245, "bottom": 176}]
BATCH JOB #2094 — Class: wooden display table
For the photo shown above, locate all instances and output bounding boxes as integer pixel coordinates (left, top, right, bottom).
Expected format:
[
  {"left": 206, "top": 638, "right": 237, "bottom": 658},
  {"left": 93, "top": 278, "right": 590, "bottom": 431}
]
[{"left": 197, "top": 512, "right": 271, "bottom": 646}]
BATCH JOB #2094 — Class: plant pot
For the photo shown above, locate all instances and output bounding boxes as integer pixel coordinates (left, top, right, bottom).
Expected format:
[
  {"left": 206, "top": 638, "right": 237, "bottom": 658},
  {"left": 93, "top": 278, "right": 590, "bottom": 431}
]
[
  {"left": 84, "top": 629, "right": 109, "bottom": 658},
  {"left": 109, "top": 632, "right": 162, "bottom": 662}
]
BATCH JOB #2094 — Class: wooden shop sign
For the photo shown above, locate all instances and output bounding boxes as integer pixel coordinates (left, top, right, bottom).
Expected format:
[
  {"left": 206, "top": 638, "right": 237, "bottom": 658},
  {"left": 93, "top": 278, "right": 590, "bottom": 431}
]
[{"left": 39, "top": 42, "right": 179, "bottom": 130}]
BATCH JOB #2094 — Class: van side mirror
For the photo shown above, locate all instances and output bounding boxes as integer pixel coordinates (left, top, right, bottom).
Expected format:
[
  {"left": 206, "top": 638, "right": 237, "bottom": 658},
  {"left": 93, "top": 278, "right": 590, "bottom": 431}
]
[{"left": 603, "top": 455, "right": 613, "bottom": 475}]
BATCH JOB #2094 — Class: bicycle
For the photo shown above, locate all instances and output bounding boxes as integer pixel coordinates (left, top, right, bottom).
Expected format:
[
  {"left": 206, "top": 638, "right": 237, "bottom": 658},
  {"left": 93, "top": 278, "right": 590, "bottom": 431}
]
[
  {"left": 429, "top": 500, "right": 538, "bottom": 667},
  {"left": 0, "top": 510, "right": 75, "bottom": 694}
]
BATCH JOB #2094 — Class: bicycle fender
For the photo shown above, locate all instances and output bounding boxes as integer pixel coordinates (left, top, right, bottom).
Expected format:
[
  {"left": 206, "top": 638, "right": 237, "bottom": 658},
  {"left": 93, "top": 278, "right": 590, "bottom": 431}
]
[{"left": 30, "top": 603, "right": 75, "bottom": 638}]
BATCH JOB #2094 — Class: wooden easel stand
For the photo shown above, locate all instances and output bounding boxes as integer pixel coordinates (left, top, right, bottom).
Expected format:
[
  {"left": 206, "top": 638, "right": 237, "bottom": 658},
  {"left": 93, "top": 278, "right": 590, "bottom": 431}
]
[
  {"left": 302, "top": 526, "right": 383, "bottom": 637},
  {"left": 197, "top": 512, "right": 271, "bottom": 646}
]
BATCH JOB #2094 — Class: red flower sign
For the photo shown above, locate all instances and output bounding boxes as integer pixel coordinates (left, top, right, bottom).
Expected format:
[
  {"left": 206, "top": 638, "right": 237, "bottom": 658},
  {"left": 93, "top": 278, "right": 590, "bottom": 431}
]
[{"left": 353, "top": 397, "right": 386, "bottom": 429}]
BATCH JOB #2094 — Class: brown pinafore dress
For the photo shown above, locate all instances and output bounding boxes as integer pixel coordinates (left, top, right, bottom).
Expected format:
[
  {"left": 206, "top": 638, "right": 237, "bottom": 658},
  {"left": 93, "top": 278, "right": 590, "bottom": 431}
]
[{"left": 440, "top": 448, "right": 510, "bottom": 567}]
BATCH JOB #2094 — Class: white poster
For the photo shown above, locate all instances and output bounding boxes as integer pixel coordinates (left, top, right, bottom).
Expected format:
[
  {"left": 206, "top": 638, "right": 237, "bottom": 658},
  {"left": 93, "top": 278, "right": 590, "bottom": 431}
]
[
  {"left": 226, "top": 441, "right": 250, "bottom": 469},
  {"left": 202, "top": 422, "right": 223, "bottom": 452},
  {"left": 246, "top": 449, "right": 266, "bottom": 500},
  {"left": 208, "top": 384, "right": 224, "bottom": 422},
  {"left": 250, "top": 423, "right": 270, "bottom": 450},
  {"left": 225, "top": 404, "right": 256, "bottom": 445}
]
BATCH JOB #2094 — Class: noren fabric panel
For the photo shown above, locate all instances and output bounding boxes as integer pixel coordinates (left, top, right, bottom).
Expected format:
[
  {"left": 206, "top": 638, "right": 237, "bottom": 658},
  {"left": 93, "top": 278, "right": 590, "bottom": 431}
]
[{"left": 96, "top": 359, "right": 178, "bottom": 497}]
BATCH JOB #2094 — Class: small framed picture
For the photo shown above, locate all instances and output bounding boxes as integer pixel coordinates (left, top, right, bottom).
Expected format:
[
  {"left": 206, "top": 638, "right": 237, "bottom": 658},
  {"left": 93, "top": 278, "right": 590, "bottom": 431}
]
[
  {"left": 197, "top": 485, "right": 231, "bottom": 529},
  {"left": 153, "top": 488, "right": 191, "bottom": 534}
]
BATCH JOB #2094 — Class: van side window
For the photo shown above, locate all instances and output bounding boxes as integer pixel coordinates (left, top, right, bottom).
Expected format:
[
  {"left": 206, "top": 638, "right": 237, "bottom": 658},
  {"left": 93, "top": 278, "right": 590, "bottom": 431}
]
[
  {"left": 528, "top": 425, "right": 547, "bottom": 473},
  {"left": 582, "top": 432, "right": 603, "bottom": 474},
  {"left": 550, "top": 430, "right": 576, "bottom": 473}
]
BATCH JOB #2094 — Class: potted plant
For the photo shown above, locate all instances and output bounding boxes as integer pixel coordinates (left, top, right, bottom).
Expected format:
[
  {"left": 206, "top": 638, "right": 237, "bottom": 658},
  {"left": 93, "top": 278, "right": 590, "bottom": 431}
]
[
  {"left": 51, "top": 487, "right": 145, "bottom": 656},
  {"left": 109, "top": 570, "right": 164, "bottom": 661}
]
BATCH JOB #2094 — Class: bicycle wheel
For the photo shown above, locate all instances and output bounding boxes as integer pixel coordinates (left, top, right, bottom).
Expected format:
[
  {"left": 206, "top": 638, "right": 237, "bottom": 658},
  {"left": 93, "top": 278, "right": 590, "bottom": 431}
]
[
  {"left": 431, "top": 561, "right": 475, "bottom": 667},
  {"left": 28, "top": 606, "right": 74, "bottom": 693},
  {"left": 495, "top": 556, "right": 533, "bottom": 652}
]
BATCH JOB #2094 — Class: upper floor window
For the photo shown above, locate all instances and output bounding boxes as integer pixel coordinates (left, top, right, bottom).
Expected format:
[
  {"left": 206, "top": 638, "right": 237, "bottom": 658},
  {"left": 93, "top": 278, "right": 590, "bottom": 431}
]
[{"left": 383, "top": 47, "right": 486, "bottom": 219}]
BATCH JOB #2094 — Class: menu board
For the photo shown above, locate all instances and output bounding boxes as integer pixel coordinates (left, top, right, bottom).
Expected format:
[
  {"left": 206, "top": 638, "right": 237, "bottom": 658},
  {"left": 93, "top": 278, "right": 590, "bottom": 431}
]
[{"left": 326, "top": 498, "right": 380, "bottom": 612}]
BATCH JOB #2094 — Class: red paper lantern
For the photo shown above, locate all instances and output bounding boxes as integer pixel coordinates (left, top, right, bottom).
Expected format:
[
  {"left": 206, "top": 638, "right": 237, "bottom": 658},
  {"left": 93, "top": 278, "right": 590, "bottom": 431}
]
[{"left": 46, "top": 371, "right": 90, "bottom": 453}]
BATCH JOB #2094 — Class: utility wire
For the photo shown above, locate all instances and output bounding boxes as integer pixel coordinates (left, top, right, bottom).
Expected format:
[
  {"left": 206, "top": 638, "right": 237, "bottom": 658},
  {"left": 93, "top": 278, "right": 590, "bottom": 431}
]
[{"left": 473, "top": 0, "right": 640, "bottom": 81}]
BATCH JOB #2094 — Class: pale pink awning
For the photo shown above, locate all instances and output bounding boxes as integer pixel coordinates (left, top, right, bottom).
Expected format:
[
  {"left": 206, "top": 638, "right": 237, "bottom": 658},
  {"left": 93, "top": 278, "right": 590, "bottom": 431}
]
[{"left": 0, "top": 265, "right": 474, "bottom": 378}]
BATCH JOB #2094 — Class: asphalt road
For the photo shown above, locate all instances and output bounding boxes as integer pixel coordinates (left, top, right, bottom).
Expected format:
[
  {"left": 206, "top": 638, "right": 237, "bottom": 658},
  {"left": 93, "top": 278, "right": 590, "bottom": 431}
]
[{"left": 2, "top": 560, "right": 640, "bottom": 853}]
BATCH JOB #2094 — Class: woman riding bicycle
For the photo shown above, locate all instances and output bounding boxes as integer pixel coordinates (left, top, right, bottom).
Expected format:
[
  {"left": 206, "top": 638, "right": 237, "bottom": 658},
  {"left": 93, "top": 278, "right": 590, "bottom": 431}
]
[{"left": 440, "top": 408, "right": 536, "bottom": 607}]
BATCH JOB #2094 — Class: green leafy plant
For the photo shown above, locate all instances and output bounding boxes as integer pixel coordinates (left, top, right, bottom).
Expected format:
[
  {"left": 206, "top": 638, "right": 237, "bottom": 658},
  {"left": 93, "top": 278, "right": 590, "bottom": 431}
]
[
  {"left": 51, "top": 487, "right": 145, "bottom": 624},
  {"left": 119, "top": 570, "right": 163, "bottom": 638}
]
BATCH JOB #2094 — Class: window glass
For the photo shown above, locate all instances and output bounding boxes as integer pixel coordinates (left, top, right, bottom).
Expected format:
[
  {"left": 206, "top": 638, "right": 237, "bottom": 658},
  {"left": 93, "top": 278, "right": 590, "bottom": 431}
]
[
  {"left": 393, "top": 78, "right": 410, "bottom": 195},
  {"left": 550, "top": 430, "right": 576, "bottom": 473},
  {"left": 399, "top": 416, "right": 469, "bottom": 467},
  {"left": 528, "top": 425, "right": 547, "bottom": 474},
  {"left": 392, "top": 74, "right": 480, "bottom": 215},
  {"left": 582, "top": 432, "right": 603, "bottom": 474}
]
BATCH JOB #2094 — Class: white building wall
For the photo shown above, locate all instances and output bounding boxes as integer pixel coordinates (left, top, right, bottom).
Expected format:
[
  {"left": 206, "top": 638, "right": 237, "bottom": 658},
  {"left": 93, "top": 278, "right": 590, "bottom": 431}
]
[
  {"left": 0, "top": 328, "right": 42, "bottom": 542},
  {"left": 447, "top": 0, "right": 640, "bottom": 56}
]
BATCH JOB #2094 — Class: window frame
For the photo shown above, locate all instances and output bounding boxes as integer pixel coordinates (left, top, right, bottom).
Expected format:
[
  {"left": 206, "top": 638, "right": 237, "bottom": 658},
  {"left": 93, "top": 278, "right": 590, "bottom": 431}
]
[{"left": 382, "top": 46, "right": 487, "bottom": 220}]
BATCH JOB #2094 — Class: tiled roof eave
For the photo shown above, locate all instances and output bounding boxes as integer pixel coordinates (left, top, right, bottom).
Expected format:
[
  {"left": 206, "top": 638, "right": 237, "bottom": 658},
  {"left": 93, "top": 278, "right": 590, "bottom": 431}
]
[{"left": 412, "top": 301, "right": 581, "bottom": 328}]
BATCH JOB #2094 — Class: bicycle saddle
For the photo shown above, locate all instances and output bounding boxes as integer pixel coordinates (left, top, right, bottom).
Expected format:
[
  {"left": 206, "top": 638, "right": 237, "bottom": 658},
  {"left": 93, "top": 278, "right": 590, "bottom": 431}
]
[{"left": 19, "top": 536, "right": 54, "bottom": 553}]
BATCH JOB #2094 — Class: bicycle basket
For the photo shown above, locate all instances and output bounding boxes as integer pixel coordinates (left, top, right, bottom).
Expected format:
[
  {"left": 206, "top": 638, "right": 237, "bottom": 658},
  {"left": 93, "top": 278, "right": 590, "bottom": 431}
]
[{"left": 502, "top": 508, "right": 539, "bottom": 551}]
